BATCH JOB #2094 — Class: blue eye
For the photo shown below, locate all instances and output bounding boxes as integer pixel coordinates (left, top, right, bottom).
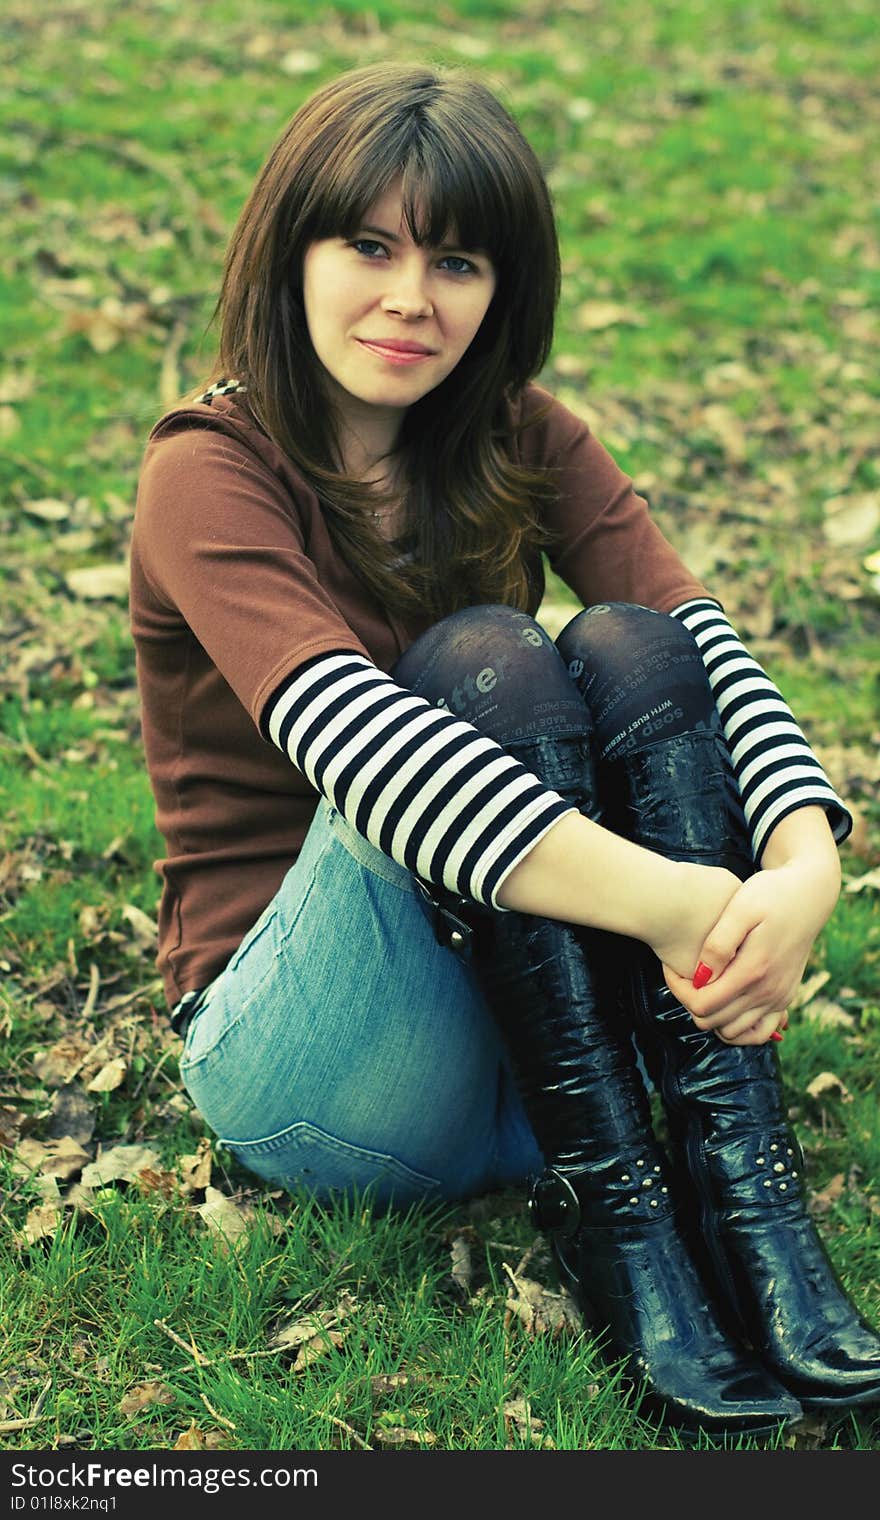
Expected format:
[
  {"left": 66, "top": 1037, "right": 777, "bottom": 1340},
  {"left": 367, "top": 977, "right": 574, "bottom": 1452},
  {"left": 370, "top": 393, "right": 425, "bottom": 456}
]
[
  {"left": 350, "top": 239, "right": 387, "bottom": 258},
  {"left": 439, "top": 255, "right": 477, "bottom": 275}
]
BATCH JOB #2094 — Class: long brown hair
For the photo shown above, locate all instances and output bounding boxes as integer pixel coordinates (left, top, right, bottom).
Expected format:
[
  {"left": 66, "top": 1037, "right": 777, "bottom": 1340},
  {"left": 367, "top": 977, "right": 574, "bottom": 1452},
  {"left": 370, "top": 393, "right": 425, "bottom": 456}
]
[{"left": 197, "top": 61, "right": 563, "bottom": 620}]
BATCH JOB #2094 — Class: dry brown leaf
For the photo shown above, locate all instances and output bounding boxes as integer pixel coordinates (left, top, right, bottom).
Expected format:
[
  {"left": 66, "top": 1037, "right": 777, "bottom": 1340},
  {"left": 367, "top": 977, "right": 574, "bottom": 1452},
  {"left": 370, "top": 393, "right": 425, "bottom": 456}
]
[
  {"left": 373, "top": 1424, "right": 437, "bottom": 1447},
  {"left": 63, "top": 1183, "right": 98, "bottom": 1212},
  {"left": 449, "top": 1231, "right": 474, "bottom": 1297},
  {"left": 700, "top": 404, "right": 748, "bottom": 464},
  {"left": 822, "top": 493, "right": 880, "bottom": 547},
  {"left": 196, "top": 1186, "right": 253, "bottom": 1247},
  {"left": 62, "top": 299, "right": 153, "bottom": 354},
  {"left": 178, "top": 1137, "right": 213, "bottom": 1193},
  {"left": 121, "top": 903, "right": 158, "bottom": 948},
  {"left": 810, "top": 1173, "right": 846, "bottom": 1215},
  {"left": 0, "top": 372, "right": 36, "bottom": 403},
  {"left": 0, "top": 1107, "right": 26, "bottom": 1151},
  {"left": 279, "top": 49, "right": 322, "bottom": 74},
  {"left": 800, "top": 998, "right": 855, "bottom": 1031},
  {"left": 786, "top": 1411, "right": 829, "bottom": 1449},
  {"left": 81, "top": 1144, "right": 160, "bottom": 1187},
  {"left": 23, "top": 498, "right": 71, "bottom": 522},
  {"left": 293, "top": 1328, "right": 347, "bottom": 1371},
  {"left": 173, "top": 1421, "right": 207, "bottom": 1450},
  {"left": 575, "top": 300, "right": 645, "bottom": 331},
  {"left": 791, "top": 970, "right": 831, "bottom": 1008},
  {"left": 805, "top": 1072, "right": 854, "bottom": 1104},
  {"left": 449, "top": 34, "right": 491, "bottom": 57},
  {"left": 503, "top": 1267, "right": 581, "bottom": 1338},
  {"left": 46, "top": 1085, "right": 96, "bottom": 1146},
  {"left": 14, "top": 1136, "right": 91, "bottom": 1183},
  {"left": 134, "top": 1167, "right": 178, "bottom": 1199},
  {"left": 552, "top": 353, "right": 589, "bottom": 378},
  {"left": 20, "top": 1203, "right": 62, "bottom": 1245},
  {"left": 202, "top": 1429, "right": 233, "bottom": 1449},
  {"left": 86, "top": 1058, "right": 127, "bottom": 1093},
  {"left": 269, "top": 1292, "right": 357, "bottom": 1353},
  {"left": 370, "top": 1371, "right": 432, "bottom": 1399},
  {"left": 65, "top": 564, "right": 130, "bottom": 601},
  {"left": 119, "top": 1381, "right": 176, "bottom": 1417},
  {"left": 503, "top": 1396, "right": 554, "bottom": 1448},
  {"left": 32, "top": 1038, "right": 91, "bottom": 1088}
]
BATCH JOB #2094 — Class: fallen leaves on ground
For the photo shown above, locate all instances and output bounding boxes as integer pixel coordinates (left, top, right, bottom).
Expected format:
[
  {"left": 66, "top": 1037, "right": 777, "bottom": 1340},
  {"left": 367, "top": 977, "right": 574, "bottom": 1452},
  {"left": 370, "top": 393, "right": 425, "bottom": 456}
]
[
  {"left": 81, "top": 1143, "right": 161, "bottom": 1186},
  {"left": 172, "top": 1421, "right": 231, "bottom": 1450},
  {"left": 503, "top": 1264, "right": 582, "bottom": 1338},
  {"left": 196, "top": 1186, "right": 255, "bottom": 1248},
  {"left": 800, "top": 998, "right": 856, "bottom": 1031},
  {"left": 178, "top": 1137, "right": 213, "bottom": 1193},
  {"left": 64, "top": 563, "right": 130, "bottom": 601},
  {"left": 786, "top": 1412, "right": 829, "bottom": 1449},
  {"left": 805, "top": 1072, "right": 854, "bottom": 1104},
  {"left": 85, "top": 1057, "right": 127, "bottom": 1093},
  {"left": 373, "top": 1411, "right": 437, "bottom": 1447},
  {"left": 119, "top": 1381, "right": 176, "bottom": 1417},
  {"left": 449, "top": 1227, "right": 477, "bottom": 1298},
  {"left": 268, "top": 1291, "right": 357, "bottom": 1360},
  {"left": 503, "top": 1396, "right": 556, "bottom": 1449},
  {"left": 14, "top": 1135, "right": 92, "bottom": 1182},
  {"left": 810, "top": 1173, "right": 847, "bottom": 1214}
]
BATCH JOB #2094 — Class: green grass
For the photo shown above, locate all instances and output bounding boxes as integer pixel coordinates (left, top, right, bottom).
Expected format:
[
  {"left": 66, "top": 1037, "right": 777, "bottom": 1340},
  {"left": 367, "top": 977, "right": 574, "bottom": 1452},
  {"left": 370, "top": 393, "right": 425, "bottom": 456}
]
[{"left": 1, "top": 0, "right": 879, "bottom": 1455}]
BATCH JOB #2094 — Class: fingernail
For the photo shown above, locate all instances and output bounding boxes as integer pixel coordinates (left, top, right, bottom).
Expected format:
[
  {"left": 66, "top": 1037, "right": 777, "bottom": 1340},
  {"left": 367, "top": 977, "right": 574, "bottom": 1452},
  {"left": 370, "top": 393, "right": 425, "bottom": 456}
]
[
  {"left": 692, "top": 962, "right": 713, "bottom": 990},
  {"left": 770, "top": 1031, "right": 784, "bottom": 1043}
]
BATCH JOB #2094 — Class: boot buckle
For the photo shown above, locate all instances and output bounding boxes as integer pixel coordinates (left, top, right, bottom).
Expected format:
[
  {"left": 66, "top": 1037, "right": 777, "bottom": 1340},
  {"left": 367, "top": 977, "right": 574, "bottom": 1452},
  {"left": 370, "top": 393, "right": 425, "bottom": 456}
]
[{"left": 528, "top": 1168, "right": 581, "bottom": 1239}]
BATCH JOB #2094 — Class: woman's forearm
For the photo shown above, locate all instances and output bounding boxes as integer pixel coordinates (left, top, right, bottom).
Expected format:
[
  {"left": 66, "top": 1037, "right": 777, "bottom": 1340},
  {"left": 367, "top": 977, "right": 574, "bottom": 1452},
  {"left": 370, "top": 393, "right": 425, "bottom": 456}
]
[
  {"left": 759, "top": 804, "right": 842, "bottom": 880},
  {"left": 495, "top": 811, "right": 726, "bottom": 962}
]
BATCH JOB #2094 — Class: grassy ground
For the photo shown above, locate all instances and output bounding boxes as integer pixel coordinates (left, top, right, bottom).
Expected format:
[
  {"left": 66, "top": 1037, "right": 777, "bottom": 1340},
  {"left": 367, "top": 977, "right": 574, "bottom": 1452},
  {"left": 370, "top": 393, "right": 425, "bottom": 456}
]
[{"left": 1, "top": 0, "right": 879, "bottom": 1453}]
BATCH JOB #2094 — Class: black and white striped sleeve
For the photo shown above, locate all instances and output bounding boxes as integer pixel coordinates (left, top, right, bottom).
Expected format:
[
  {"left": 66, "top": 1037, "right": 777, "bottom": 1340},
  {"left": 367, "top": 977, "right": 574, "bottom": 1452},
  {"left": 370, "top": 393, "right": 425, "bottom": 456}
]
[
  {"left": 263, "top": 651, "right": 577, "bottom": 908},
  {"left": 670, "top": 597, "right": 852, "bottom": 859}
]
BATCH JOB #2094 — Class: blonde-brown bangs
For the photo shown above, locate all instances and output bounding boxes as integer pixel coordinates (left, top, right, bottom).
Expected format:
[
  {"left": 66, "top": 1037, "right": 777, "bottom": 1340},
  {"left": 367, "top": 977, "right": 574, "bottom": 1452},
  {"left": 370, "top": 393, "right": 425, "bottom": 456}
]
[{"left": 301, "top": 115, "right": 519, "bottom": 274}]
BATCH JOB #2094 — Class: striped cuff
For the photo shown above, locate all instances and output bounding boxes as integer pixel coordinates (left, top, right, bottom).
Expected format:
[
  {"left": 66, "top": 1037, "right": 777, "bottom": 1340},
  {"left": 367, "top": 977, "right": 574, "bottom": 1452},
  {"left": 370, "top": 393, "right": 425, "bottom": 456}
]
[{"left": 670, "top": 598, "right": 852, "bottom": 859}]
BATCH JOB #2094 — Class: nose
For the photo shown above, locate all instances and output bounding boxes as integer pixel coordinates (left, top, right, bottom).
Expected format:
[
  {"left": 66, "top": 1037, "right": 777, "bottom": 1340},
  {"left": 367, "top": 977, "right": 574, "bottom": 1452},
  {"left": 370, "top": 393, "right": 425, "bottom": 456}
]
[{"left": 380, "top": 256, "right": 433, "bottom": 320}]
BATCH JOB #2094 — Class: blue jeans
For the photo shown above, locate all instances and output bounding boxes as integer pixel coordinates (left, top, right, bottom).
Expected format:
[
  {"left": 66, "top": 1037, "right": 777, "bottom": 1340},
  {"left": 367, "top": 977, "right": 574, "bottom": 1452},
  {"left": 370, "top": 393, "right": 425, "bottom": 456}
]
[{"left": 179, "top": 797, "right": 544, "bottom": 1208}]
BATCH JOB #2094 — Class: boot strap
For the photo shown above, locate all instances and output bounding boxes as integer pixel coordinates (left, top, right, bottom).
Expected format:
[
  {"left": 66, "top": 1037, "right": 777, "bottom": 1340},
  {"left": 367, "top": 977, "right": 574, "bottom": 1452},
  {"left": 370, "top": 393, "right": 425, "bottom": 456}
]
[{"left": 413, "top": 878, "right": 482, "bottom": 962}]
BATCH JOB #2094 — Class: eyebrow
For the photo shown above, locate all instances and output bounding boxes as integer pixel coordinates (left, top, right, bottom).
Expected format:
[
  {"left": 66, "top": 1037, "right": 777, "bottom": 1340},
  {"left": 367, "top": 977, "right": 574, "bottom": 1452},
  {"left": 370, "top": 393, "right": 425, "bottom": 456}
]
[{"left": 358, "top": 224, "right": 486, "bottom": 255}]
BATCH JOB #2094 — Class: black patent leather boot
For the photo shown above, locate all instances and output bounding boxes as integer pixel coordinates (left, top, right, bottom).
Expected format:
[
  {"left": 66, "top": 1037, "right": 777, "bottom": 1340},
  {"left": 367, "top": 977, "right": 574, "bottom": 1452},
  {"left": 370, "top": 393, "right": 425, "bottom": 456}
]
[
  {"left": 416, "top": 732, "right": 801, "bottom": 1437},
  {"left": 599, "top": 728, "right": 880, "bottom": 1411}
]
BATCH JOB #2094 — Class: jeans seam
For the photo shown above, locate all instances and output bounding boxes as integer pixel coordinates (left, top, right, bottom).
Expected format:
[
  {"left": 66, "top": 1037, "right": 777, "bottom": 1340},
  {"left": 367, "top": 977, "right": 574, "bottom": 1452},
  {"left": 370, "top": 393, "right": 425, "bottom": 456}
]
[{"left": 218, "top": 1117, "right": 443, "bottom": 1189}]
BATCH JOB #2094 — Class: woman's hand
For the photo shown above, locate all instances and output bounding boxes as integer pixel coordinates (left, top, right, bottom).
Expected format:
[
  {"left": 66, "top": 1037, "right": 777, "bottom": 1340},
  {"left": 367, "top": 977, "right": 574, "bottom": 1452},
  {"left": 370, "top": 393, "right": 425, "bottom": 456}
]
[
  {"left": 647, "top": 861, "right": 744, "bottom": 979},
  {"left": 662, "top": 809, "right": 841, "bottom": 1047}
]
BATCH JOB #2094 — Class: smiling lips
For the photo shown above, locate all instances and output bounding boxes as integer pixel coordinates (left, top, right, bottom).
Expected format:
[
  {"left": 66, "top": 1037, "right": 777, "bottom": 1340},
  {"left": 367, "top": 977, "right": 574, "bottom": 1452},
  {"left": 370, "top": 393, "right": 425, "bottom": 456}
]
[{"left": 356, "top": 338, "right": 436, "bottom": 364}]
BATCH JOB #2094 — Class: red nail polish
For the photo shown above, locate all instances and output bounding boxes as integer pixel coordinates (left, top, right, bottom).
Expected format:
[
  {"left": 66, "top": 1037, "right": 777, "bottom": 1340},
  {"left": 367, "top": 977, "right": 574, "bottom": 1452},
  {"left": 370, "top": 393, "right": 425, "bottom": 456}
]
[
  {"left": 692, "top": 962, "right": 713, "bottom": 990},
  {"left": 770, "top": 1031, "right": 784, "bottom": 1043}
]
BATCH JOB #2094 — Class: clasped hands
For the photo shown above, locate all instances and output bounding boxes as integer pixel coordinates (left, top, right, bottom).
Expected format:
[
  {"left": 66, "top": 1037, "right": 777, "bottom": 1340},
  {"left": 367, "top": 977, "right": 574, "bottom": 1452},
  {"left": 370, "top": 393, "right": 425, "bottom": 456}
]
[{"left": 655, "top": 811, "right": 841, "bottom": 1047}]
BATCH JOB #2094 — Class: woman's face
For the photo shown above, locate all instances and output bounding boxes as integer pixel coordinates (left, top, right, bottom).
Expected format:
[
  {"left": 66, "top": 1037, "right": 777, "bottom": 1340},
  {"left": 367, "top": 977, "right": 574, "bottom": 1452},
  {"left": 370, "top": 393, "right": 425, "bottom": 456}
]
[{"left": 302, "top": 180, "right": 496, "bottom": 439}]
